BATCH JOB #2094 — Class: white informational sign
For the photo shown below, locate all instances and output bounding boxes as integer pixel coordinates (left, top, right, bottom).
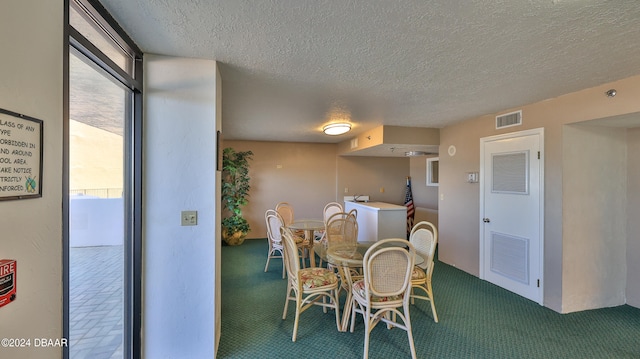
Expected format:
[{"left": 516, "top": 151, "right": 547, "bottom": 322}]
[{"left": 0, "top": 109, "right": 43, "bottom": 200}]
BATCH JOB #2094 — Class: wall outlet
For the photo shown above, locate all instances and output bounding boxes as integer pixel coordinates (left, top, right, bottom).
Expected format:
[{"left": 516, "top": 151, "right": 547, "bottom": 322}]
[{"left": 181, "top": 210, "right": 198, "bottom": 226}]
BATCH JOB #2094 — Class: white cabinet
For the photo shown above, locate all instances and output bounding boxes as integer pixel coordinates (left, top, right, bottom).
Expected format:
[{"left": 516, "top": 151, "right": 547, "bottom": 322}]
[{"left": 344, "top": 201, "right": 407, "bottom": 242}]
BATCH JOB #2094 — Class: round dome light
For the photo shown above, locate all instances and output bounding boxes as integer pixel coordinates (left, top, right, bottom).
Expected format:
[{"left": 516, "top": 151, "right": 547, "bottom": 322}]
[{"left": 322, "top": 123, "right": 352, "bottom": 135}]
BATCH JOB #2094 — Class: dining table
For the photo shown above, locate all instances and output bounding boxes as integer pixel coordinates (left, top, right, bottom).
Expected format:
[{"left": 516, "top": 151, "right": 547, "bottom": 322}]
[
  {"left": 315, "top": 240, "right": 424, "bottom": 331},
  {"left": 286, "top": 219, "right": 325, "bottom": 267}
]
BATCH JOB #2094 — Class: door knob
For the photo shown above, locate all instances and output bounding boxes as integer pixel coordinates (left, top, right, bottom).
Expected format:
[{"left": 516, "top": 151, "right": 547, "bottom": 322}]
[{"left": 483, "top": 218, "right": 490, "bottom": 223}]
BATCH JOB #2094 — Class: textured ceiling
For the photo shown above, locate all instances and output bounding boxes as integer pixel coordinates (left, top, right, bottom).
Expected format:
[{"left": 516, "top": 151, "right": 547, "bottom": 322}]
[{"left": 99, "top": 0, "right": 640, "bottom": 145}]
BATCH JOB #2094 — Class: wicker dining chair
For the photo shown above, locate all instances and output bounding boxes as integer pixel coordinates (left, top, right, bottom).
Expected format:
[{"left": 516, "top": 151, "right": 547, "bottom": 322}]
[
  {"left": 317, "top": 202, "right": 344, "bottom": 242},
  {"left": 275, "top": 202, "right": 310, "bottom": 267},
  {"left": 264, "top": 209, "right": 286, "bottom": 278},
  {"left": 275, "top": 202, "right": 295, "bottom": 226},
  {"left": 281, "top": 227, "right": 341, "bottom": 342},
  {"left": 408, "top": 221, "right": 439, "bottom": 322},
  {"left": 325, "top": 213, "right": 358, "bottom": 247},
  {"left": 350, "top": 238, "right": 418, "bottom": 359},
  {"left": 324, "top": 202, "right": 344, "bottom": 222},
  {"left": 315, "top": 202, "right": 344, "bottom": 266},
  {"left": 325, "top": 213, "right": 360, "bottom": 295}
]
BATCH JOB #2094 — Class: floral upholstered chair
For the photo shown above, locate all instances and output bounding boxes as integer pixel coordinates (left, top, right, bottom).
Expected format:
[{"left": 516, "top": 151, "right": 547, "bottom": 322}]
[
  {"left": 350, "top": 238, "right": 418, "bottom": 359},
  {"left": 276, "top": 202, "right": 310, "bottom": 266},
  {"left": 275, "top": 202, "right": 295, "bottom": 226},
  {"left": 316, "top": 202, "right": 344, "bottom": 242},
  {"left": 409, "top": 221, "right": 439, "bottom": 323},
  {"left": 264, "top": 209, "right": 285, "bottom": 278},
  {"left": 281, "top": 227, "right": 341, "bottom": 342},
  {"left": 314, "top": 202, "right": 344, "bottom": 266},
  {"left": 325, "top": 212, "right": 361, "bottom": 295}
]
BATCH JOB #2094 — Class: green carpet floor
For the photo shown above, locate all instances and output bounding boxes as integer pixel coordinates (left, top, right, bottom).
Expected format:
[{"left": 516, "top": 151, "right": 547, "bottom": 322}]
[{"left": 218, "top": 239, "right": 640, "bottom": 358}]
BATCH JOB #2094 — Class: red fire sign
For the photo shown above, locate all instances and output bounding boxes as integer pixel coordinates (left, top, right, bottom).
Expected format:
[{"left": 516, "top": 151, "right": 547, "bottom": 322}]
[{"left": 0, "top": 259, "right": 16, "bottom": 308}]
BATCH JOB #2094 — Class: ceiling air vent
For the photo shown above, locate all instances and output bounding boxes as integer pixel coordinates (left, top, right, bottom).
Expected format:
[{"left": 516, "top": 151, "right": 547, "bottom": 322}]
[{"left": 496, "top": 110, "right": 522, "bottom": 129}]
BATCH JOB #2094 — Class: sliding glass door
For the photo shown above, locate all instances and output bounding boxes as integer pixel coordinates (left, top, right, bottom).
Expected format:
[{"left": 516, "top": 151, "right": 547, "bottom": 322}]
[
  {"left": 69, "top": 49, "right": 129, "bottom": 358},
  {"left": 65, "top": 1, "right": 142, "bottom": 358}
]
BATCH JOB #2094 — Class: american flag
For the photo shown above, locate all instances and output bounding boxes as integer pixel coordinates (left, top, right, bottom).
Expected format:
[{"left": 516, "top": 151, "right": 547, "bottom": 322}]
[{"left": 404, "top": 177, "right": 415, "bottom": 239}]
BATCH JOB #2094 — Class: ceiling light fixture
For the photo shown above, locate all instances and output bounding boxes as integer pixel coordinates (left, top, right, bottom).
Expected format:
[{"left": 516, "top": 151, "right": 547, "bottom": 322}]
[{"left": 323, "top": 123, "right": 351, "bottom": 135}]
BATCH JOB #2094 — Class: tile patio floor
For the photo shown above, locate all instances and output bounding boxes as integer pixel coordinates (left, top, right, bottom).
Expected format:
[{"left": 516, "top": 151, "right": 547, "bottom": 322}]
[{"left": 70, "top": 245, "right": 123, "bottom": 359}]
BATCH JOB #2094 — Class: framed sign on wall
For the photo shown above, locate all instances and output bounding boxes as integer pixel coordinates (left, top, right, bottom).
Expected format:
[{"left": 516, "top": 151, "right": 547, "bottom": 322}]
[{"left": 0, "top": 108, "right": 43, "bottom": 201}]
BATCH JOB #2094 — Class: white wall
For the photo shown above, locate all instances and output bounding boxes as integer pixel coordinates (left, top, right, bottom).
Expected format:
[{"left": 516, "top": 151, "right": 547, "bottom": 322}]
[
  {"left": 69, "top": 120, "right": 123, "bottom": 193},
  {"left": 440, "top": 75, "right": 640, "bottom": 313},
  {"left": 143, "top": 55, "right": 219, "bottom": 358},
  {"left": 562, "top": 125, "right": 627, "bottom": 311},
  {"left": 69, "top": 197, "right": 124, "bottom": 247},
  {"left": 0, "top": 1, "right": 64, "bottom": 358},
  {"left": 627, "top": 127, "right": 640, "bottom": 307},
  {"left": 410, "top": 155, "right": 440, "bottom": 211}
]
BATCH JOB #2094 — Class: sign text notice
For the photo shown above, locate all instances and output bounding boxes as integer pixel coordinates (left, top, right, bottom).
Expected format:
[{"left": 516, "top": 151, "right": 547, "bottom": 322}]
[{"left": 0, "top": 109, "right": 43, "bottom": 200}]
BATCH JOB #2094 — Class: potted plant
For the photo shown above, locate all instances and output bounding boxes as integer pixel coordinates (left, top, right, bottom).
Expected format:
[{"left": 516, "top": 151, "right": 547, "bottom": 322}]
[{"left": 221, "top": 147, "right": 254, "bottom": 245}]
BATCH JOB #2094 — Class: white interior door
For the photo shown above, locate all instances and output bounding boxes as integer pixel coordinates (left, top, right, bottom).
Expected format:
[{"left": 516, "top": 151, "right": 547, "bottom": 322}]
[{"left": 480, "top": 128, "right": 544, "bottom": 304}]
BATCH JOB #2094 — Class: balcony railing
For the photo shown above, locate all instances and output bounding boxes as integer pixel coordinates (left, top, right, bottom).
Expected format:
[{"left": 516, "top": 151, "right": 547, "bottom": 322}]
[{"left": 70, "top": 188, "right": 123, "bottom": 198}]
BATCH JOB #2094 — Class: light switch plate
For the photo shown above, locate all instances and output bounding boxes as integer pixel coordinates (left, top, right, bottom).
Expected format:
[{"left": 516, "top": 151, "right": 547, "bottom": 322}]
[{"left": 181, "top": 210, "right": 198, "bottom": 226}]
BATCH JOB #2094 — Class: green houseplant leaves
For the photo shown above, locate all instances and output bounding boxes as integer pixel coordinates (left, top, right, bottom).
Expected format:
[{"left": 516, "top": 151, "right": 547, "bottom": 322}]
[{"left": 221, "top": 147, "right": 253, "bottom": 245}]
